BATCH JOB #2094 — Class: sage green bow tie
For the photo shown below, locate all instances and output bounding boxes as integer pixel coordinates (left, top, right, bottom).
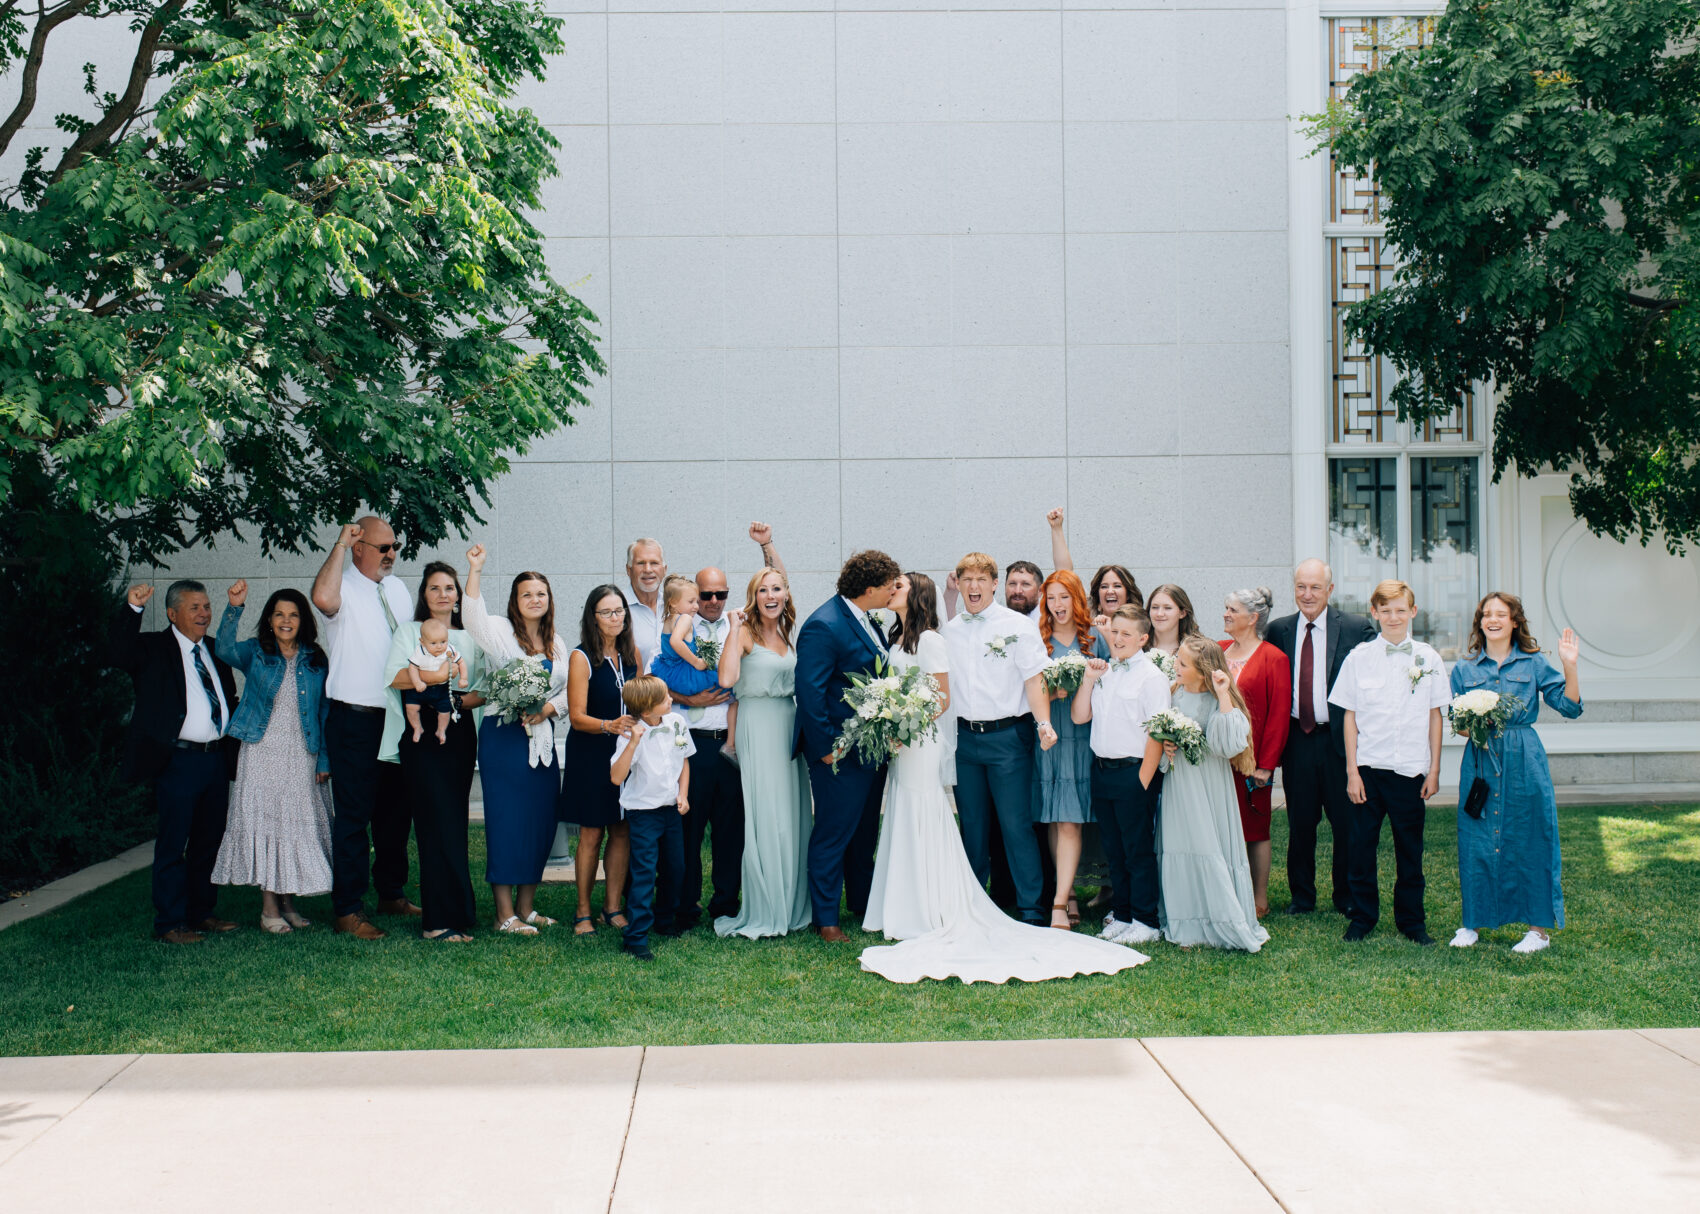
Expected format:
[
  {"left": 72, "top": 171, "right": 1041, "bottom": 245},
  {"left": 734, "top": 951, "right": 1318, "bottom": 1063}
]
[
  {"left": 962, "top": 611, "right": 987, "bottom": 622},
  {"left": 1385, "top": 641, "right": 1413, "bottom": 655}
]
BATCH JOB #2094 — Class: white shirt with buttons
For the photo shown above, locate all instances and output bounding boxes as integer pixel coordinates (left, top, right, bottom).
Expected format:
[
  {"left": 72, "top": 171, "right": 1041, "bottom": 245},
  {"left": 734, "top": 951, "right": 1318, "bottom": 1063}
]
[
  {"left": 130, "top": 604, "right": 228, "bottom": 742},
  {"left": 1328, "top": 636, "right": 1451, "bottom": 778},
  {"left": 940, "top": 601, "right": 1049, "bottom": 722},
  {"left": 1289, "top": 606, "right": 1332, "bottom": 722},
  {"left": 323, "top": 567, "right": 412, "bottom": 707},
  {"left": 1087, "top": 656, "right": 1172, "bottom": 760},
  {"left": 690, "top": 614, "right": 733, "bottom": 732},
  {"left": 612, "top": 712, "right": 697, "bottom": 812}
]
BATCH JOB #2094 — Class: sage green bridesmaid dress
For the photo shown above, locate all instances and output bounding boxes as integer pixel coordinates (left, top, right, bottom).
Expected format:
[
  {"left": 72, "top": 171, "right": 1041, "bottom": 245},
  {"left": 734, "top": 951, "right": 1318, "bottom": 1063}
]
[{"left": 714, "top": 643, "right": 814, "bottom": 938}]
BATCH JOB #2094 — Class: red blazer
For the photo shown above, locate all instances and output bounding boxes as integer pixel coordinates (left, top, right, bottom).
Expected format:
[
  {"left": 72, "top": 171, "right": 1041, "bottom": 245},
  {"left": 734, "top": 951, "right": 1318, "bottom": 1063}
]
[{"left": 1219, "top": 638, "right": 1291, "bottom": 773}]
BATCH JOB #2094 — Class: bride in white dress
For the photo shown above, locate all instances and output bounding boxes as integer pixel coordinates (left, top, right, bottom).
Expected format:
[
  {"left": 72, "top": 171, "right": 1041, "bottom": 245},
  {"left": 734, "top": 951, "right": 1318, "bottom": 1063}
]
[{"left": 859, "top": 573, "right": 1150, "bottom": 984}]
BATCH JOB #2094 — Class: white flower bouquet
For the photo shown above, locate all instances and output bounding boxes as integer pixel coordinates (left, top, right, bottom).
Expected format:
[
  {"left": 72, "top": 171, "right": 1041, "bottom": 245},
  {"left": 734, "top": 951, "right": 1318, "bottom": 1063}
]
[
  {"left": 485, "top": 656, "right": 553, "bottom": 724},
  {"left": 1148, "top": 649, "right": 1177, "bottom": 680},
  {"left": 1144, "top": 707, "right": 1208, "bottom": 765},
  {"left": 695, "top": 633, "right": 722, "bottom": 669},
  {"left": 828, "top": 658, "right": 943, "bottom": 772},
  {"left": 1448, "top": 688, "right": 1522, "bottom": 749},
  {"left": 1042, "top": 650, "right": 1090, "bottom": 694}
]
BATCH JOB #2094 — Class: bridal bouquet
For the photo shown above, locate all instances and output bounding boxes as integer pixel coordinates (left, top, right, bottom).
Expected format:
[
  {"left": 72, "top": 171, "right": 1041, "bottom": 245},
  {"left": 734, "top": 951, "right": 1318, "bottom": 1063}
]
[
  {"left": 1042, "top": 650, "right": 1090, "bottom": 694},
  {"left": 1448, "top": 689, "right": 1522, "bottom": 750},
  {"left": 1144, "top": 707, "right": 1208, "bottom": 765},
  {"left": 828, "top": 659, "right": 942, "bottom": 772},
  {"left": 485, "top": 656, "right": 557, "bottom": 767},
  {"left": 695, "top": 633, "right": 722, "bottom": 669},
  {"left": 1147, "top": 650, "right": 1177, "bottom": 680}
]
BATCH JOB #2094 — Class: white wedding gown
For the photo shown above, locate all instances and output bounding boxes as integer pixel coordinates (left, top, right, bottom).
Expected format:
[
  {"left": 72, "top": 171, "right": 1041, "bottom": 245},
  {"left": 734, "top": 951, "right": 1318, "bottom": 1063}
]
[{"left": 859, "top": 631, "right": 1150, "bottom": 984}]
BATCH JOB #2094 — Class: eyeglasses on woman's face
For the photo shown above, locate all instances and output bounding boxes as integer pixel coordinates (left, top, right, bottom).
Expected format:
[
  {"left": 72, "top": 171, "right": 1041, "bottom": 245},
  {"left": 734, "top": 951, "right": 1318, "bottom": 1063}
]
[{"left": 595, "top": 607, "right": 627, "bottom": 619}]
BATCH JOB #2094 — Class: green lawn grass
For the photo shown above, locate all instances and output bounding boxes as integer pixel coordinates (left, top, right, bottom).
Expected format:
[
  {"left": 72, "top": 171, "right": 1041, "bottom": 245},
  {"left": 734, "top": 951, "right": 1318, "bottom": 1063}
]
[{"left": 3, "top": 803, "right": 1697, "bottom": 1056}]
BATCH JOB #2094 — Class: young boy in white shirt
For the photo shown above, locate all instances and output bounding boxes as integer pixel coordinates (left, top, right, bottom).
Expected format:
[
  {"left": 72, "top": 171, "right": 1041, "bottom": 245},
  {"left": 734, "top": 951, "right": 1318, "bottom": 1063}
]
[
  {"left": 1328, "top": 579, "right": 1450, "bottom": 944},
  {"left": 610, "top": 674, "right": 694, "bottom": 961},
  {"left": 1072, "top": 606, "right": 1171, "bottom": 945}
]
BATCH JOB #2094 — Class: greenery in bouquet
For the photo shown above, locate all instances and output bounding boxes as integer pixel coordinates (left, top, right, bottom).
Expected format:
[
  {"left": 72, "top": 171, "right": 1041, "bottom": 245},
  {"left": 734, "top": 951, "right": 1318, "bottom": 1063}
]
[
  {"left": 1448, "top": 690, "right": 1522, "bottom": 750},
  {"left": 1144, "top": 707, "right": 1208, "bottom": 765},
  {"left": 829, "top": 659, "right": 943, "bottom": 772},
  {"left": 695, "top": 634, "right": 722, "bottom": 669},
  {"left": 1042, "top": 650, "right": 1090, "bottom": 694},
  {"left": 484, "top": 656, "right": 554, "bottom": 725}
]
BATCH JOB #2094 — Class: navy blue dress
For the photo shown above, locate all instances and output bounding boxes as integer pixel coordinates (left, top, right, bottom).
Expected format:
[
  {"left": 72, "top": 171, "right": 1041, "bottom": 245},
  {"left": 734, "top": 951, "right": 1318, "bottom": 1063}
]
[
  {"left": 560, "top": 645, "right": 639, "bottom": 828},
  {"left": 479, "top": 657, "right": 562, "bottom": 885}
]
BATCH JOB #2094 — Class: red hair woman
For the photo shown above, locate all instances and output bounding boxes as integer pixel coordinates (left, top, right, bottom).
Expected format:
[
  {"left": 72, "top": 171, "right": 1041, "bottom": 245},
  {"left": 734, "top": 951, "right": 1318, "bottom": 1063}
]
[{"left": 1036, "top": 570, "right": 1097, "bottom": 928}]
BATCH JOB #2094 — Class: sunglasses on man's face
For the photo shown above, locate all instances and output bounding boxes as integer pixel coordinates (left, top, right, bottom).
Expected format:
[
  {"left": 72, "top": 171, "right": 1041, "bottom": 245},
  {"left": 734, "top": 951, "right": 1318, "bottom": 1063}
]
[
  {"left": 358, "top": 540, "right": 399, "bottom": 555},
  {"left": 699, "top": 590, "right": 729, "bottom": 601}
]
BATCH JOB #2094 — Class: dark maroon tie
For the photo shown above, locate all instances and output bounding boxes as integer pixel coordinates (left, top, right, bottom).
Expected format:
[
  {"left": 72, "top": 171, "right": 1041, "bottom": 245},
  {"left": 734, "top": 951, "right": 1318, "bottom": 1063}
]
[{"left": 1299, "top": 621, "right": 1317, "bottom": 734}]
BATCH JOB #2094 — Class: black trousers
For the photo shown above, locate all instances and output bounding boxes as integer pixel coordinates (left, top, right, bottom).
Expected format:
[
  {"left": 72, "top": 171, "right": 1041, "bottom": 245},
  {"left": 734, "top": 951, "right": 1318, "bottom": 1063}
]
[
  {"left": 1281, "top": 725, "right": 1355, "bottom": 914},
  {"left": 1347, "top": 766, "right": 1427, "bottom": 933},
  {"left": 327, "top": 702, "right": 411, "bottom": 917},
  {"left": 679, "top": 730, "right": 745, "bottom": 921},
  {"left": 151, "top": 747, "right": 230, "bottom": 935},
  {"left": 399, "top": 706, "right": 477, "bottom": 933},
  {"left": 1091, "top": 761, "right": 1163, "bottom": 928}
]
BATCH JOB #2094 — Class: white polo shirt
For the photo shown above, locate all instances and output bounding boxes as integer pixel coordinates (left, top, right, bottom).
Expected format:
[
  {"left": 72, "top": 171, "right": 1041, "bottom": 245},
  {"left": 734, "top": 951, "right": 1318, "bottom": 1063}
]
[
  {"left": 612, "top": 712, "right": 697, "bottom": 811},
  {"left": 940, "top": 601, "right": 1049, "bottom": 722},
  {"left": 1087, "top": 657, "right": 1171, "bottom": 760},
  {"left": 1328, "top": 636, "right": 1450, "bottom": 778},
  {"left": 324, "top": 566, "right": 412, "bottom": 707}
]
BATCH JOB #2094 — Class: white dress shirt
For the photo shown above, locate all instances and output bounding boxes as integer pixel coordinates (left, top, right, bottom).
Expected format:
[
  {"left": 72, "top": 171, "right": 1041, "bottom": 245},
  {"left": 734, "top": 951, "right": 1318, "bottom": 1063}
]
[
  {"left": 630, "top": 595, "right": 664, "bottom": 673},
  {"left": 1289, "top": 606, "right": 1331, "bottom": 722},
  {"left": 613, "top": 712, "right": 697, "bottom": 811},
  {"left": 1328, "top": 636, "right": 1450, "bottom": 777},
  {"left": 840, "top": 597, "right": 889, "bottom": 655},
  {"left": 940, "top": 601, "right": 1048, "bottom": 721},
  {"left": 1087, "top": 657, "right": 1171, "bottom": 760},
  {"left": 690, "top": 614, "right": 733, "bottom": 731},
  {"left": 171, "top": 624, "right": 230, "bottom": 743},
  {"left": 323, "top": 566, "right": 412, "bottom": 707}
]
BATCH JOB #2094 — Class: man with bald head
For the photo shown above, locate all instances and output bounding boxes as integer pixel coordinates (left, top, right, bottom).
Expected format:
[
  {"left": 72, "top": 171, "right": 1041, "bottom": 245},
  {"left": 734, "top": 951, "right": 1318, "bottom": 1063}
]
[
  {"left": 1265, "top": 559, "right": 1378, "bottom": 916},
  {"left": 312, "top": 517, "right": 417, "bottom": 938}
]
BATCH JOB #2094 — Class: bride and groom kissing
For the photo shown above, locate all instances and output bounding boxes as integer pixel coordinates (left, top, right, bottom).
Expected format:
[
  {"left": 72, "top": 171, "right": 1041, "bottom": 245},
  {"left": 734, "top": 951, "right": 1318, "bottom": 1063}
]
[{"left": 792, "top": 549, "right": 1146, "bottom": 985}]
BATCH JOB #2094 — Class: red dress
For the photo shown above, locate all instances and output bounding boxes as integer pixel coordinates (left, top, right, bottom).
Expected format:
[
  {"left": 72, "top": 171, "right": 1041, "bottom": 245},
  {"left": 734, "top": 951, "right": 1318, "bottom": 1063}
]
[{"left": 1219, "top": 639, "right": 1292, "bottom": 843}]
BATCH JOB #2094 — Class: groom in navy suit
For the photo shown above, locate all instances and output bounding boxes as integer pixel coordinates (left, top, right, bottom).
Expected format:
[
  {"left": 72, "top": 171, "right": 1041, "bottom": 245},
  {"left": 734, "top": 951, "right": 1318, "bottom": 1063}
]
[{"left": 794, "top": 549, "right": 902, "bottom": 942}]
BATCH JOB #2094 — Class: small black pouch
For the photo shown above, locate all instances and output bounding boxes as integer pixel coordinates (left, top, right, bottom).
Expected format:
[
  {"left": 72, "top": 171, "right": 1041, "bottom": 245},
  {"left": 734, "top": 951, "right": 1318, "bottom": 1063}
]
[{"left": 1462, "top": 776, "right": 1491, "bottom": 820}]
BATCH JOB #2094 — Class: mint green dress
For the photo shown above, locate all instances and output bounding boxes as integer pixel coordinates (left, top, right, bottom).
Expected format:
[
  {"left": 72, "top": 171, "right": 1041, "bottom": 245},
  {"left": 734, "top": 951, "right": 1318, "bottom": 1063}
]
[{"left": 715, "top": 644, "right": 814, "bottom": 939}]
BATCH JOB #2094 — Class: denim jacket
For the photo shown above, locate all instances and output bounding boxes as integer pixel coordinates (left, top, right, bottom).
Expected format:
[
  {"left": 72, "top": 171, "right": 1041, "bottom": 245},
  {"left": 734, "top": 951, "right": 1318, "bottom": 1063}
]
[{"left": 214, "top": 603, "right": 332, "bottom": 773}]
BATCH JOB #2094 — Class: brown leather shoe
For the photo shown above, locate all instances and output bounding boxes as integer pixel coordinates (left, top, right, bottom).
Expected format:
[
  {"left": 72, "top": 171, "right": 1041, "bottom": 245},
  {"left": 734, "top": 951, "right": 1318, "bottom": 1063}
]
[
  {"left": 334, "top": 913, "right": 387, "bottom": 940},
  {"left": 155, "top": 928, "right": 205, "bottom": 944},
  {"left": 196, "top": 917, "right": 238, "bottom": 933},
  {"left": 376, "top": 898, "right": 423, "bottom": 918},
  {"left": 814, "top": 925, "right": 850, "bottom": 944}
]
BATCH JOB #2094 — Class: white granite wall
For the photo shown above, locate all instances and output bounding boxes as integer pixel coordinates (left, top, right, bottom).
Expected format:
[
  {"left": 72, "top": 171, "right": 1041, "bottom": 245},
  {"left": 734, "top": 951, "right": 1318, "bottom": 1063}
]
[{"left": 34, "top": 3, "right": 1297, "bottom": 631}]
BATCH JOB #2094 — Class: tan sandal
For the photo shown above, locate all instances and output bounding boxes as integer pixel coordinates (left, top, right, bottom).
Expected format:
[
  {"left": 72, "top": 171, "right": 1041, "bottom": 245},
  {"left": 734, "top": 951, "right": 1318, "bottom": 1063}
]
[
  {"left": 1066, "top": 898, "right": 1080, "bottom": 926},
  {"left": 1049, "top": 903, "right": 1073, "bottom": 931}
]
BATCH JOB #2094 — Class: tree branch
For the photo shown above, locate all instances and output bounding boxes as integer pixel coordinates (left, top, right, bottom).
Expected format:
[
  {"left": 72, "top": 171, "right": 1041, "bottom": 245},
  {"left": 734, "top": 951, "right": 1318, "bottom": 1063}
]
[
  {"left": 49, "top": 0, "right": 182, "bottom": 183},
  {"left": 0, "top": 0, "right": 101, "bottom": 163},
  {"left": 1621, "top": 290, "right": 1679, "bottom": 311}
]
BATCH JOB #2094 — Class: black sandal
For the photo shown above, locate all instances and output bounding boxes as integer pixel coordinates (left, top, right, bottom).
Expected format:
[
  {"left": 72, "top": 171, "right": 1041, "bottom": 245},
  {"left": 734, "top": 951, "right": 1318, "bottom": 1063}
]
[
  {"left": 573, "top": 915, "right": 596, "bottom": 935},
  {"left": 601, "top": 909, "right": 629, "bottom": 929}
]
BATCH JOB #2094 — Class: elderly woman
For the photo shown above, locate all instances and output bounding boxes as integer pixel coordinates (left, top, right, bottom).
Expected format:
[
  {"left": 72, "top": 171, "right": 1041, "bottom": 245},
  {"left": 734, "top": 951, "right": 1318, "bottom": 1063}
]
[
  {"left": 1220, "top": 586, "right": 1291, "bottom": 917},
  {"left": 462, "top": 544, "right": 571, "bottom": 935},
  {"left": 381, "top": 561, "right": 485, "bottom": 942},
  {"left": 211, "top": 581, "right": 334, "bottom": 933}
]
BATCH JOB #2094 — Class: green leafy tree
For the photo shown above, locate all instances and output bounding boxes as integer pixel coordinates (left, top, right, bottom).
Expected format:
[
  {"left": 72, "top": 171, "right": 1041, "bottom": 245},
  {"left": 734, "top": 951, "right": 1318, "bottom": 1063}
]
[
  {"left": 0, "top": 0, "right": 602, "bottom": 563},
  {"left": 1315, "top": 0, "right": 1700, "bottom": 548}
]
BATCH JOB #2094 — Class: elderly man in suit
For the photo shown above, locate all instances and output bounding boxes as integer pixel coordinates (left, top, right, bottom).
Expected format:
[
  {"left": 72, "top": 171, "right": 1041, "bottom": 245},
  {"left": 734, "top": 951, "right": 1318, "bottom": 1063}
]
[
  {"left": 1265, "top": 559, "right": 1378, "bottom": 916},
  {"left": 111, "top": 581, "right": 241, "bottom": 943}
]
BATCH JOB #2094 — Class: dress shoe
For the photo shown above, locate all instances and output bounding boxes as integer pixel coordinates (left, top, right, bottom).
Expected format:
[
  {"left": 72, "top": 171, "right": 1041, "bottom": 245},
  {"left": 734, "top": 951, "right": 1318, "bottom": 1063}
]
[
  {"left": 1343, "top": 923, "right": 1372, "bottom": 942},
  {"left": 155, "top": 928, "right": 205, "bottom": 944},
  {"left": 1401, "top": 928, "right": 1435, "bottom": 946},
  {"left": 196, "top": 917, "right": 238, "bottom": 933},
  {"left": 814, "top": 925, "right": 850, "bottom": 943},
  {"left": 1283, "top": 904, "right": 1314, "bottom": 916},
  {"left": 623, "top": 942, "right": 655, "bottom": 961},
  {"left": 334, "top": 913, "right": 386, "bottom": 940},
  {"left": 376, "top": 898, "right": 422, "bottom": 917}
]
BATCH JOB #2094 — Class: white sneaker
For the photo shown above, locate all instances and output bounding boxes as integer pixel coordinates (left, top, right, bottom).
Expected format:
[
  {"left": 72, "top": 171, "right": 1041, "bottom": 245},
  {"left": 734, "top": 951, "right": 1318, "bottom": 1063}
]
[
  {"left": 1118, "top": 919, "right": 1163, "bottom": 945},
  {"left": 1450, "top": 928, "right": 1479, "bottom": 948},
  {"left": 1512, "top": 930, "right": 1550, "bottom": 954},
  {"left": 1098, "top": 913, "right": 1122, "bottom": 939}
]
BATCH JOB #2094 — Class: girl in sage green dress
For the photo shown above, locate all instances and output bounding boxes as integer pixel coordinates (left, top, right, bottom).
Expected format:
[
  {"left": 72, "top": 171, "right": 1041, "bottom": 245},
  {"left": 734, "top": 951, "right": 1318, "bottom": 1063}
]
[
  {"left": 1156, "top": 637, "right": 1269, "bottom": 952},
  {"left": 713, "top": 568, "right": 813, "bottom": 939}
]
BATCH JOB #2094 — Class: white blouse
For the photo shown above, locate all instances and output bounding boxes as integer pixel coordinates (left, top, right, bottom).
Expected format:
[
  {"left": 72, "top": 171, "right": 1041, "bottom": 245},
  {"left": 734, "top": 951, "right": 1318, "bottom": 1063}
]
[{"left": 462, "top": 593, "right": 574, "bottom": 765}]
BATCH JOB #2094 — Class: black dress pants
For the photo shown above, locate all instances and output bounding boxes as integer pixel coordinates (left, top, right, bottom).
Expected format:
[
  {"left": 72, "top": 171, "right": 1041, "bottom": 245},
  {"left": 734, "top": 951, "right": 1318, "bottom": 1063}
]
[
  {"left": 1091, "top": 761, "right": 1163, "bottom": 928},
  {"left": 327, "top": 702, "right": 410, "bottom": 917},
  {"left": 151, "top": 747, "right": 230, "bottom": 935},
  {"left": 399, "top": 706, "right": 477, "bottom": 933},
  {"left": 1346, "top": 766, "right": 1427, "bottom": 934},
  {"left": 1281, "top": 725, "right": 1355, "bottom": 914},
  {"left": 680, "top": 731, "right": 746, "bottom": 921}
]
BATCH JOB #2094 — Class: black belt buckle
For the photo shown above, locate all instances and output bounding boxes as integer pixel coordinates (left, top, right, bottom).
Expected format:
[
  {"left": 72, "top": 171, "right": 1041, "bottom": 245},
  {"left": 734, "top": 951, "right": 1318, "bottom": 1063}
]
[
  {"left": 174, "top": 738, "right": 221, "bottom": 752},
  {"left": 1095, "top": 755, "right": 1137, "bottom": 770},
  {"left": 693, "top": 727, "right": 728, "bottom": 741},
  {"left": 963, "top": 716, "right": 1019, "bottom": 735},
  {"left": 333, "top": 700, "right": 383, "bottom": 715}
]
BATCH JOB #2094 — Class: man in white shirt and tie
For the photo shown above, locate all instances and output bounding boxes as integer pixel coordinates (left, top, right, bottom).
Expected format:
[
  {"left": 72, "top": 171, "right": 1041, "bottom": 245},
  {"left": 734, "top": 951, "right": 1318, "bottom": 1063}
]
[
  {"left": 1264, "top": 558, "right": 1378, "bottom": 916},
  {"left": 939, "top": 552, "right": 1058, "bottom": 925},
  {"left": 311, "top": 517, "right": 416, "bottom": 939},
  {"left": 111, "top": 581, "right": 240, "bottom": 943}
]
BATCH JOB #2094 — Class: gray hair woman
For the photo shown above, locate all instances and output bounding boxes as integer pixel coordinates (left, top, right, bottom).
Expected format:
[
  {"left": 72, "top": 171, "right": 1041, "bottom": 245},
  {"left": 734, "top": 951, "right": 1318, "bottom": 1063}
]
[{"left": 1220, "top": 586, "right": 1290, "bottom": 918}]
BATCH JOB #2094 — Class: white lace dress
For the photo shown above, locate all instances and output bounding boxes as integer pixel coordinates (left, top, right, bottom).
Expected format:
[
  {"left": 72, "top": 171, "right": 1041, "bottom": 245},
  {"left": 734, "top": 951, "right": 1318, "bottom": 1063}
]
[{"left": 858, "top": 631, "right": 1150, "bottom": 984}]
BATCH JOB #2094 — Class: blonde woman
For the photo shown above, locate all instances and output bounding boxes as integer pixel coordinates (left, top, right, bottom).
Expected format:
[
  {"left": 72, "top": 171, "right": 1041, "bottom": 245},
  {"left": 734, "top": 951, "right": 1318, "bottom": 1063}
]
[
  {"left": 713, "top": 568, "right": 813, "bottom": 939},
  {"left": 1155, "top": 638, "right": 1269, "bottom": 952}
]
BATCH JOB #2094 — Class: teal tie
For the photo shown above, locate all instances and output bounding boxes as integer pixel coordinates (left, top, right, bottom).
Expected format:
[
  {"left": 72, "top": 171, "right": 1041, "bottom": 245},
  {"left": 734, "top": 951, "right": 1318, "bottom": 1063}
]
[
  {"left": 1385, "top": 641, "right": 1413, "bottom": 655},
  {"left": 192, "top": 644, "right": 224, "bottom": 733}
]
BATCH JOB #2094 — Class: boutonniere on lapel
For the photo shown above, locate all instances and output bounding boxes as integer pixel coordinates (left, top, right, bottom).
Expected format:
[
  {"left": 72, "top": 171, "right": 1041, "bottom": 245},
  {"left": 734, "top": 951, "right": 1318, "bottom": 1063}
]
[
  {"left": 670, "top": 719, "right": 690, "bottom": 748},
  {"left": 1406, "top": 654, "right": 1438, "bottom": 694},
  {"left": 985, "top": 634, "right": 1021, "bottom": 659}
]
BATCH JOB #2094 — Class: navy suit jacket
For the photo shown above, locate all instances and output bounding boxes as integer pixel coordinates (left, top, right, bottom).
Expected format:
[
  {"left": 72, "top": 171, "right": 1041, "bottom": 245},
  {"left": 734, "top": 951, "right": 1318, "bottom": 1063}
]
[
  {"left": 1265, "top": 605, "right": 1377, "bottom": 759},
  {"left": 793, "top": 596, "right": 888, "bottom": 766}
]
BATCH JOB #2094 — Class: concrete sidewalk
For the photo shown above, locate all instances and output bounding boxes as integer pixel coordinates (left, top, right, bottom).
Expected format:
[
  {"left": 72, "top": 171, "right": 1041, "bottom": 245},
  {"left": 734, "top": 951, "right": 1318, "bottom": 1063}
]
[{"left": 2, "top": 1030, "right": 1697, "bottom": 1212}]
